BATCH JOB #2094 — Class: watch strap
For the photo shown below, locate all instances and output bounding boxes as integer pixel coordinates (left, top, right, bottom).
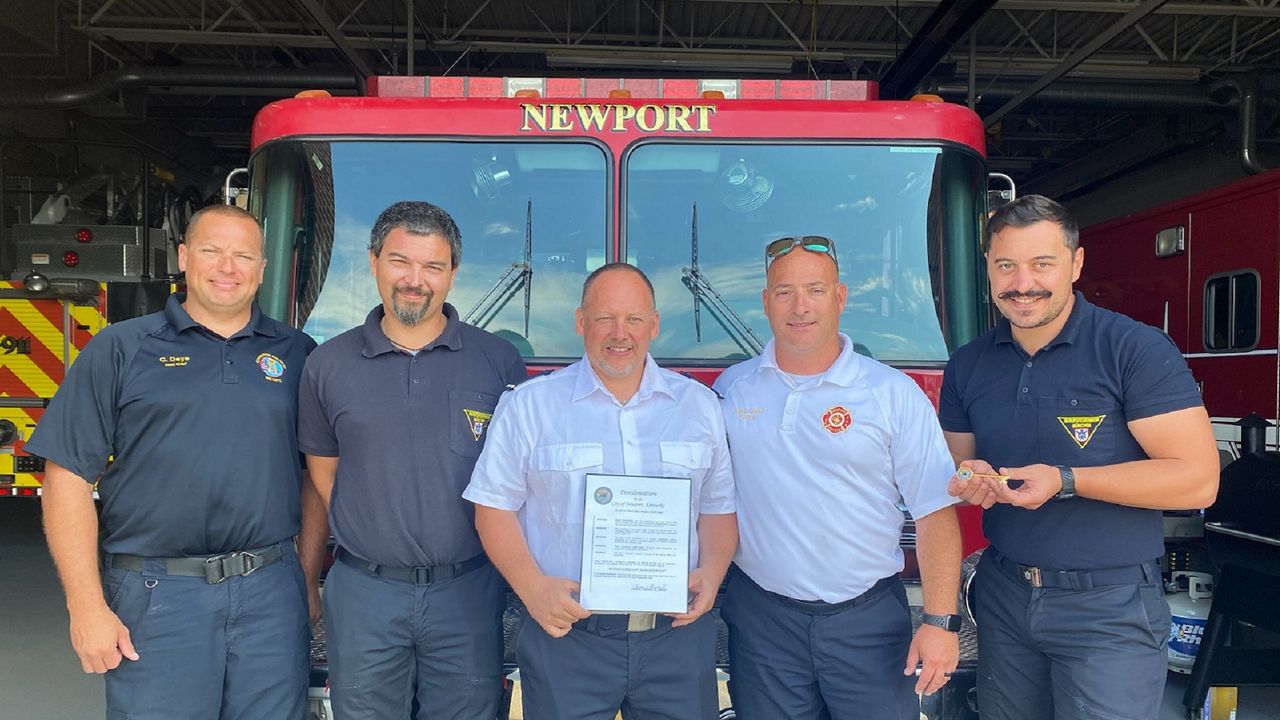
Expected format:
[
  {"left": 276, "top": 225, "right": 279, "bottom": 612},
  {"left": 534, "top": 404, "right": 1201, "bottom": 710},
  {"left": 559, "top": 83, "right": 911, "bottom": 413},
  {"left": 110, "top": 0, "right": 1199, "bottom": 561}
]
[
  {"left": 922, "top": 613, "right": 962, "bottom": 632},
  {"left": 1055, "top": 465, "right": 1077, "bottom": 500}
]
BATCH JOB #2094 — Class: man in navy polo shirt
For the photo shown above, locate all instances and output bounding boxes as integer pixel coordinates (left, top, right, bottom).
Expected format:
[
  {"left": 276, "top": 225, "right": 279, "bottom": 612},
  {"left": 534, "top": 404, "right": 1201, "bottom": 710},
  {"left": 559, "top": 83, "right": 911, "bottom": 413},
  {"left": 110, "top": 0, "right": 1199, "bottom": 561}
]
[
  {"left": 32, "top": 204, "right": 318, "bottom": 719},
  {"left": 940, "top": 195, "right": 1219, "bottom": 720},
  {"left": 298, "top": 201, "right": 526, "bottom": 720}
]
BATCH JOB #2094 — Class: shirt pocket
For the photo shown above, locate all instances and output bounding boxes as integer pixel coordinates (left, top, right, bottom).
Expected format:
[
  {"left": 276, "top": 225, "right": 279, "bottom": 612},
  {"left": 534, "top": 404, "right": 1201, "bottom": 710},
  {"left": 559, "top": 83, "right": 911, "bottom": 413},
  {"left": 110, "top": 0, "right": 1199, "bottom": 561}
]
[
  {"left": 449, "top": 389, "right": 501, "bottom": 458},
  {"left": 530, "top": 443, "right": 604, "bottom": 524},
  {"left": 1037, "top": 396, "right": 1118, "bottom": 462},
  {"left": 659, "top": 440, "right": 713, "bottom": 486}
]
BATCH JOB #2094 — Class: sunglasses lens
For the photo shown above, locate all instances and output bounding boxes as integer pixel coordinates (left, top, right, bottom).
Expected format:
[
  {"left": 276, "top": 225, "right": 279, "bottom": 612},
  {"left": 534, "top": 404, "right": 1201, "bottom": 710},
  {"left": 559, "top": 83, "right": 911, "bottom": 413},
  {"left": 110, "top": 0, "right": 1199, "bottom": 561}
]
[
  {"left": 802, "top": 242, "right": 831, "bottom": 253},
  {"left": 765, "top": 238, "right": 798, "bottom": 259}
]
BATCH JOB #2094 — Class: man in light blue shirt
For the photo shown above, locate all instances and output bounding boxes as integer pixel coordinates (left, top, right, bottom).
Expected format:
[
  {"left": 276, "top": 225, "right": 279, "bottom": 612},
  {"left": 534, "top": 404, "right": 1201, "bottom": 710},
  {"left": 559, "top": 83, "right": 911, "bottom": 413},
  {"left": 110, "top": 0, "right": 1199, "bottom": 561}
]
[
  {"left": 465, "top": 263, "right": 737, "bottom": 720},
  {"left": 715, "top": 236, "right": 961, "bottom": 720}
]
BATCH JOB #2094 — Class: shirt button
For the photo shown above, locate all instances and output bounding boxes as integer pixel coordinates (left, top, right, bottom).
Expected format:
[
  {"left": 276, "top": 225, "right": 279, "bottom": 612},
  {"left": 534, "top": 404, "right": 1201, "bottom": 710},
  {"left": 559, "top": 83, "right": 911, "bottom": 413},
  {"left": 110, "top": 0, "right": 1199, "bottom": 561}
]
[
  {"left": 786, "top": 407, "right": 795, "bottom": 414},
  {"left": 1026, "top": 361, "right": 1033, "bottom": 368},
  {"left": 1070, "top": 399, "right": 1078, "bottom": 406},
  {"left": 226, "top": 360, "right": 232, "bottom": 365},
  {"left": 413, "top": 379, "right": 420, "bottom": 384},
  {"left": 1021, "top": 387, "right": 1029, "bottom": 393}
]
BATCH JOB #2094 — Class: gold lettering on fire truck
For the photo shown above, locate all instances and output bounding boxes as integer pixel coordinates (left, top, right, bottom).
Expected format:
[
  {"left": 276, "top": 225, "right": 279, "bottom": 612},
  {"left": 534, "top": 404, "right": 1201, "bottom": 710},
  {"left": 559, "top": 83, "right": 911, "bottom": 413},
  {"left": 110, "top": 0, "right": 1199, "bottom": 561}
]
[{"left": 520, "top": 103, "right": 716, "bottom": 134}]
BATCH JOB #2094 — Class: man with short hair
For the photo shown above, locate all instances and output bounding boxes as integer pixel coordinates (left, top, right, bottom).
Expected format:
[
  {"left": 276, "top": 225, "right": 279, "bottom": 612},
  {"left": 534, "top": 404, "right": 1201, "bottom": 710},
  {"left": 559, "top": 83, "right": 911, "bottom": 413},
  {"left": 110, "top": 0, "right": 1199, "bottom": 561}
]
[
  {"left": 714, "top": 235, "right": 962, "bottom": 720},
  {"left": 32, "top": 204, "right": 318, "bottom": 719},
  {"left": 299, "top": 200, "right": 526, "bottom": 720},
  {"left": 941, "top": 194, "right": 1218, "bottom": 720},
  {"left": 465, "top": 262, "right": 737, "bottom": 720}
]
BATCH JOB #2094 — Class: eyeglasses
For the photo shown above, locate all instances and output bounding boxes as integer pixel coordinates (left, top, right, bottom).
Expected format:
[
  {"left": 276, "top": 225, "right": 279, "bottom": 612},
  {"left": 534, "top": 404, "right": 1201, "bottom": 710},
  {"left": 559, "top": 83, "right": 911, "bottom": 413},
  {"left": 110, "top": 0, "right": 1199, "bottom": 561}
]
[{"left": 764, "top": 235, "right": 838, "bottom": 271}]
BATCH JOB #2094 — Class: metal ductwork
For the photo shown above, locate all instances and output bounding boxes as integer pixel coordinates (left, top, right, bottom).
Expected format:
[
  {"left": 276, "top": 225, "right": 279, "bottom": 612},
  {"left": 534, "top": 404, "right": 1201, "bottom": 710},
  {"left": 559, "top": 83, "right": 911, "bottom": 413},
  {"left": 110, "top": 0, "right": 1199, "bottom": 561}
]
[
  {"left": 0, "top": 67, "right": 362, "bottom": 109},
  {"left": 1208, "top": 77, "right": 1271, "bottom": 175},
  {"left": 932, "top": 79, "right": 1222, "bottom": 112}
]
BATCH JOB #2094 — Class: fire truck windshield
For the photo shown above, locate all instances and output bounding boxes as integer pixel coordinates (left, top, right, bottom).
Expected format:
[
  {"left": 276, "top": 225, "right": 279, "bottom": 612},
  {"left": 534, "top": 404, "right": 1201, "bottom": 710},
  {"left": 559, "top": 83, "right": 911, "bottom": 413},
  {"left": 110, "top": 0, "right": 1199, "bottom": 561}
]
[
  {"left": 294, "top": 140, "right": 609, "bottom": 358},
  {"left": 625, "top": 142, "right": 983, "bottom": 364}
]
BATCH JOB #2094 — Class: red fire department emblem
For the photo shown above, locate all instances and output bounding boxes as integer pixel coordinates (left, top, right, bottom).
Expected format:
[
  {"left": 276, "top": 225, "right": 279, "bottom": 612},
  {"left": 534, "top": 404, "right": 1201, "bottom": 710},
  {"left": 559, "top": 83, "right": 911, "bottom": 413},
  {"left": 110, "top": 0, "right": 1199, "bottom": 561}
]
[{"left": 822, "top": 405, "right": 852, "bottom": 434}]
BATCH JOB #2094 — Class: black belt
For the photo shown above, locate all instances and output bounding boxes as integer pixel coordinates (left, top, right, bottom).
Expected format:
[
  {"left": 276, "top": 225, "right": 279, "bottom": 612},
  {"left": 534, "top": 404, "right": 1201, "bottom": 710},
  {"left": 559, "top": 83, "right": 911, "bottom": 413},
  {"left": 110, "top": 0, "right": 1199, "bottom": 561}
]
[
  {"left": 107, "top": 544, "right": 283, "bottom": 585},
  {"left": 335, "top": 547, "right": 489, "bottom": 585},
  {"left": 733, "top": 565, "right": 898, "bottom": 615},
  {"left": 987, "top": 548, "right": 1158, "bottom": 590},
  {"left": 574, "top": 612, "right": 670, "bottom": 634}
]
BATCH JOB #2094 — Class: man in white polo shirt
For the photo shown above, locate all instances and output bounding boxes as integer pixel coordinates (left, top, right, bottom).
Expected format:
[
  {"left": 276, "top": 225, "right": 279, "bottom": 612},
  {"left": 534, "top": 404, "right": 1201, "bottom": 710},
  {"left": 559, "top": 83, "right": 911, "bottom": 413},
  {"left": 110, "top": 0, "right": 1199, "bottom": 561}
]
[
  {"left": 713, "top": 236, "right": 961, "bottom": 720},
  {"left": 465, "top": 262, "right": 737, "bottom": 720}
]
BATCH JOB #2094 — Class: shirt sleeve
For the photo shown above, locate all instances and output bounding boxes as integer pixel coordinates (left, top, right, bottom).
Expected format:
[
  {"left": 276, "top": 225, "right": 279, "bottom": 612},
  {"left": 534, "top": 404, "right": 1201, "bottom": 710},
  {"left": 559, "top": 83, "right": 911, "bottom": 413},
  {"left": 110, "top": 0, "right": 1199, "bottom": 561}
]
[
  {"left": 463, "top": 389, "right": 530, "bottom": 511},
  {"left": 891, "top": 379, "right": 960, "bottom": 520},
  {"left": 504, "top": 349, "right": 528, "bottom": 389},
  {"left": 1119, "top": 326, "right": 1204, "bottom": 421},
  {"left": 24, "top": 331, "right": 124, "bottom": 483},
  {"left": 937, "top": 354, "right": 972, "bottom": 433},
  {"left": 697, "top": 396, "right": 736, "bottom": 515},
  {"left": 297, "top": 358, "right": 339, "bottom": 457}
]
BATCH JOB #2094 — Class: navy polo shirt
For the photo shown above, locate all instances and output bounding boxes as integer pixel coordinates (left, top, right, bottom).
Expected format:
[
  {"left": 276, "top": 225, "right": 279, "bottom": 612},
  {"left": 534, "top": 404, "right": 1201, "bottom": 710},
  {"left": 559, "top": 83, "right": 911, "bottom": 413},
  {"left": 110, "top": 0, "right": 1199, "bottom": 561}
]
[
  {"left": 297, "top": 303, "right": 526, "bottom": 568},
  {"left": 26, "top": 294, "right": 317, "bottom": 557},
  {"left": 939, "top": 292, "right": 1202, "bottom": 569}
]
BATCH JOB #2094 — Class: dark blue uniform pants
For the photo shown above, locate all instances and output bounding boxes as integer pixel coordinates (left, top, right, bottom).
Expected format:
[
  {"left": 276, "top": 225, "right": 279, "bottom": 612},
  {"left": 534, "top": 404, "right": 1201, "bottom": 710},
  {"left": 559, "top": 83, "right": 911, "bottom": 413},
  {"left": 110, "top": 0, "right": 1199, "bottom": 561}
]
[
  {"left": 516, "top": 611, "right": 718, "bottom": 720},
  {"left": 720, "top": 568, "right": 917, "bottom": 720},
  {"left": 102, "top": 542, "right": 309, "bottom": 720},
  {"left": 323, "top": 557, "right": 504, "bottom": 720},
  {"left": 974, "top": 550, "right": 1170, "bottom": 720}
]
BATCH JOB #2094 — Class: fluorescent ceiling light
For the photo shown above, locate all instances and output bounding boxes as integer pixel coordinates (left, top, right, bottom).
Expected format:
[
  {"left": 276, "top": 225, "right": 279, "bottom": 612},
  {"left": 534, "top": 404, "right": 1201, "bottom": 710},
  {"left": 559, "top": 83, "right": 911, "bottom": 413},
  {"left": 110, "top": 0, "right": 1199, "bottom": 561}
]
[{"left": 545, "top": 47, "right": 810, "bottom": 73}]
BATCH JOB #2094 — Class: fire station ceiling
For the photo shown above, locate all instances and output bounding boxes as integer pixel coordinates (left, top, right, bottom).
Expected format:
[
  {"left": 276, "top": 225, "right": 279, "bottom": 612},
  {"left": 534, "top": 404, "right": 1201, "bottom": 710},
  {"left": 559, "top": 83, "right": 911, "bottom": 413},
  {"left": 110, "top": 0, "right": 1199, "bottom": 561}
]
[{"left": 2, "top": 0, "right": 1279, "bottom": 200}]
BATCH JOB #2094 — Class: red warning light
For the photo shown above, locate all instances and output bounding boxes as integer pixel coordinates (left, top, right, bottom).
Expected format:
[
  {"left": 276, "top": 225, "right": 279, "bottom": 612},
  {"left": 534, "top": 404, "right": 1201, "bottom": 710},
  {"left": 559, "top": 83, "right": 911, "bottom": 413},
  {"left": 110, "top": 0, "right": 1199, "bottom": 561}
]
[
  {"left": 63, "top": 250, "right": 80, "bottom": 267},
  {"left": 76, "top": 227, "right": 93, "bottom": 243}
]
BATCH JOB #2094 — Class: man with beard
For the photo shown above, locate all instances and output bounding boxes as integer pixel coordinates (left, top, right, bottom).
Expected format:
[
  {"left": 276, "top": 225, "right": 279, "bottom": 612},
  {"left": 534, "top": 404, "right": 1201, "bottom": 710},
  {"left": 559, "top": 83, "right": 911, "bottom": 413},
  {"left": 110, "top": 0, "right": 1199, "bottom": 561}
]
[
  {"left": 940, "top": 195, "right": 1218, "bottom": 720},
  {"left": 465, "top": 263, "right": 737, "bottom": 720},
  {"left": 298, "top": 201, "right": 526, "bottom": 720}
]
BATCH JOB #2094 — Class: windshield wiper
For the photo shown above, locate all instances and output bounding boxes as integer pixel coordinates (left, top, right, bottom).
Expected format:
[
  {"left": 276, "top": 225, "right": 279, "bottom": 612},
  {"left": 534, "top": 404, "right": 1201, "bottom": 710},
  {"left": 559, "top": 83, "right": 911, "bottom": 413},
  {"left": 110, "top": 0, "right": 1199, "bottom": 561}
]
[
  {"left": 681, "top": 202, "right": 764, "bottom": 357},
  {"left": 464, "top": 199, "right": 533, "bottom": 335}
]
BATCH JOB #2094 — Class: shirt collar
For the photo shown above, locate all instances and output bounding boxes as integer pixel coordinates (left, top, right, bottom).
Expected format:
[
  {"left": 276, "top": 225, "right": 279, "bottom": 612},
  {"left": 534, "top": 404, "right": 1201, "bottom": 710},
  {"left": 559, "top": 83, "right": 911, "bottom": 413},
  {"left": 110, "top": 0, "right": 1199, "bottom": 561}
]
[
  {"left": 361, "top": 303, "right": 464, "bottom": 358},
  {"left": 756, "top": 333, "right": 861, "bottom": 388},
  {"left": 994, "top": 290, "right": 1090, "bottom": 350},
  {"left": 570, "top": 353, "right": 674, "bottom": 404},
  {"left": 164, "top": 293, "right": 277, "bottom": 338}
]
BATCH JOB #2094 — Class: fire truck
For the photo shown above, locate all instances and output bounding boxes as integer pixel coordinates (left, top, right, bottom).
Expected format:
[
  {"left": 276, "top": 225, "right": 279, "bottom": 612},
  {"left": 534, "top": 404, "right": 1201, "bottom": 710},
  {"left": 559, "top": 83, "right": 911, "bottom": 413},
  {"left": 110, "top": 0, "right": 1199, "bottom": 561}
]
[
  {"left": 1078, "top": 168, "right": 1280, "bottom": 460},
  {"left": 0, "top": 139, "right": 175, "bottom": 498},
  {"left": 249, "top": 75, "right": 991, "bottom": 720}
]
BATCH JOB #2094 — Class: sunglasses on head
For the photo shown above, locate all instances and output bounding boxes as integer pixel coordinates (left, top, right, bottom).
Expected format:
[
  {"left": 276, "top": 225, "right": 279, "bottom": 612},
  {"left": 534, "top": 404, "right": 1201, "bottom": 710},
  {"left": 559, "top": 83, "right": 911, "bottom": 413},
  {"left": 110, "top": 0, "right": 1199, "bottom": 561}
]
[{"left": 764, "top": 235, "right": 838, "bottom": 271}]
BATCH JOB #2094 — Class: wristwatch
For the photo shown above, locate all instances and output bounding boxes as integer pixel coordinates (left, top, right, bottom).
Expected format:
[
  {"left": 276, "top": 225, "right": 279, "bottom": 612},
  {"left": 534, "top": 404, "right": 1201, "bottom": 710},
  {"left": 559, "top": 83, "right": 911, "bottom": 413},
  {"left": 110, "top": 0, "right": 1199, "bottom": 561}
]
[
  {"left": 922, "top": 613, "right": 963, "bottom": 632},
  {"left": 1055, "top": 465, "right": 1077, "bottom": 500}
]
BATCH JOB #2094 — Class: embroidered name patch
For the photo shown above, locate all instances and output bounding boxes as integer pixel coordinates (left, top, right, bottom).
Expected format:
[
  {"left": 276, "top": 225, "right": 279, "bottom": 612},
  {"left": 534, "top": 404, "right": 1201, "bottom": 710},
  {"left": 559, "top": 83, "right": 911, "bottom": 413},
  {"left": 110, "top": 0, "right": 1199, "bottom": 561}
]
[
  {"left": 158, "top": 355, "right": 190, "bottom": 367},
  {"left": 1058, "top": 415, "right": 1106, "bottom": 449},
  {"left": 463, "top": 409, "right": 493, "bottom": 441}
]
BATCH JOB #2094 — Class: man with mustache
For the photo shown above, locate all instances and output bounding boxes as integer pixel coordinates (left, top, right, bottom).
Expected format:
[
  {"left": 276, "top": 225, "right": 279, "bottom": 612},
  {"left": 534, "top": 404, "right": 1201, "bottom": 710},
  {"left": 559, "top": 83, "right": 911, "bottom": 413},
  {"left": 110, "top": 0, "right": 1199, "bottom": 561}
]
[
  {"left": 940, "top": 195, "right": 1218, "bottom": 720},
  {"left": 465, "top": 263, "right": 737, "bottom": 719},
  {"left": 298, "top": 201, "right": 526, "bottom": 719}
]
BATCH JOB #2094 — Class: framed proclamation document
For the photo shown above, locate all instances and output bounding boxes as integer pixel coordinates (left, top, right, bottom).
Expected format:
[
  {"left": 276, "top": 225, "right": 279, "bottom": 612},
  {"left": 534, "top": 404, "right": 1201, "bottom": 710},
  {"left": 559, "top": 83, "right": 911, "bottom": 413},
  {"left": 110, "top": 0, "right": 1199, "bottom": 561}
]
[{"left": 578, "top": 473, "right": 692, "bottom": 614}]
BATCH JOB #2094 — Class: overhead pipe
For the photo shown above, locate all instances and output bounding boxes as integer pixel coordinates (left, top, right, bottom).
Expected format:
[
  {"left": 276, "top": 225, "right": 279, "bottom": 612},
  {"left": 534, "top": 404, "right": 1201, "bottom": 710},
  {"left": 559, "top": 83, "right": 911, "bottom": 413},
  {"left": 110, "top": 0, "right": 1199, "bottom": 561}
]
[
  {"left": 0, "top": 67, "right": 363, "bottom": 109},
  {"left": 1209, "top": 77, "right": 1271, "bottom": 174},
  {"left": 931, "top": 79, "right": 1221, "bottom": 111}
]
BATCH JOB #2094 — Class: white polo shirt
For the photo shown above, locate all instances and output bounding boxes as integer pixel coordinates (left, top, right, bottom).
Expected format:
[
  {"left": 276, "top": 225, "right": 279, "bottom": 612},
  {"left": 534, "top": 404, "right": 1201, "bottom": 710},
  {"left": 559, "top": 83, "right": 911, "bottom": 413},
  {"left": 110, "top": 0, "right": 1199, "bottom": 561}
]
[
  {"left": 464, "top": 355, "right": 736, "bottom": 582},
  {"left": 714, "top": 334, "right": 956, "bottom": 603}
]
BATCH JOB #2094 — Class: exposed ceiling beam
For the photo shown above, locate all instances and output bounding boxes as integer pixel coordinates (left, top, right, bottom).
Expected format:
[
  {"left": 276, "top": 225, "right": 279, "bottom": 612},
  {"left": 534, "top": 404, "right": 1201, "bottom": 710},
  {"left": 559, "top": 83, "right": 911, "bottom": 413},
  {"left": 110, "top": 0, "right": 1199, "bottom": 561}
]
[
  {"left": 678, "top": 0, "right": 1280, "bottom": 19},
  {"left": 288, "top": 0, "right": 376, "bottom": 77},
  {"left": 879, "top": 0, "right": 999, "bottom": 98},
  {"left": 984, "top": 0, "right": 1172, "bottom": 127}
]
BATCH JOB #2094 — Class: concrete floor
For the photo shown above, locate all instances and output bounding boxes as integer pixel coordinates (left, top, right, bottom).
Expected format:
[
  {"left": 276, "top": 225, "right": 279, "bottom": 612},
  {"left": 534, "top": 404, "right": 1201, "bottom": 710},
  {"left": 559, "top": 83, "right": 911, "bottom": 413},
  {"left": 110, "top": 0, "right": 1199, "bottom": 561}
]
[{"left": 3, "top": 498, "right": 1278, "bottom": 720}]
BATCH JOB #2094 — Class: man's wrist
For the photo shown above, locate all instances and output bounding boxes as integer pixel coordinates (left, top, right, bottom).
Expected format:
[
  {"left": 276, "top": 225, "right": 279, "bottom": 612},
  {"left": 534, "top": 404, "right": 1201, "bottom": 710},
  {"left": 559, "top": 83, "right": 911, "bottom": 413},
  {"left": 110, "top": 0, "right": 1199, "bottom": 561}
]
[
  {"left": 921, "top": 613, "right": 963, "bottom": 632},
  {"left": 1054, "top": 465, "right": 1077, "bottom": 500}
]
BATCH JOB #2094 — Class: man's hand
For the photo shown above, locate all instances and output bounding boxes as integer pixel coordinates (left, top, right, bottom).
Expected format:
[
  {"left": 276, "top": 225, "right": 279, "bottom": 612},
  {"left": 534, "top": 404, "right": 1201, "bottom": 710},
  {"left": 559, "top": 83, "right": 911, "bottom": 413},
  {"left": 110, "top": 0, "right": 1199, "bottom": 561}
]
[
  {"left": 985, "top": 464, "right": 1062, "bottom": 510},
  {"left": 69, "top": 603, "right": 139, "bottom": 674},
  {"left": 947, "top": 459, "right": 1000, "bottom": 509},
  {"left": 904, "top": 624, "right": 958, "bottom": 696},
  {"left": 669, "top": 566, "right": 719, "bottom": 628},
  {"left": 307, "top": 582, "right": 323, "bottom": 625},
  {"left": 521, "top": 575, "right": 591, "bottom": 639}
]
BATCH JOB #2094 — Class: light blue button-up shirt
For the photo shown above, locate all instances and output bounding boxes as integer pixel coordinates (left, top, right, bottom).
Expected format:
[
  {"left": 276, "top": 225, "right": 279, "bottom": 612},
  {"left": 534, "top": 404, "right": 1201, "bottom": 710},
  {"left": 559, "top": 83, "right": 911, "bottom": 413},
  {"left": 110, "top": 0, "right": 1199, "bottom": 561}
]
[{"left": 464, "top": 355, "right": 736, "bottom": 582}]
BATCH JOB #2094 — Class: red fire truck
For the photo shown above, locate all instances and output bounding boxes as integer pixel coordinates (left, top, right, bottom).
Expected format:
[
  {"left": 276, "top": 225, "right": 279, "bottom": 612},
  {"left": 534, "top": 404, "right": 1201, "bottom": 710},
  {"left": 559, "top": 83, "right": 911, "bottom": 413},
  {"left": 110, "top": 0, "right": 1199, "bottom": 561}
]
[
  {"left": 1078, "top": 168, "right": 1280, "bottom": 460},
  {"left": 248, "top": 76, "right": 991, "bottom": 719}
]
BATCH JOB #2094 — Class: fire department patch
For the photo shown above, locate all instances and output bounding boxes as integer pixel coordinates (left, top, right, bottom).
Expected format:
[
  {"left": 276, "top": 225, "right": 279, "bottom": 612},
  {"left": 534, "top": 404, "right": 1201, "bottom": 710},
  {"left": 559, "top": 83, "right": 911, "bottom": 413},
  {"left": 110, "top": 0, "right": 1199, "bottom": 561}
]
[
  {"left": 1057, "top": 414, "right": 1106, "bottom": 449},
  {"left": 463, "top": 408, "right": 494, "bottom": 441},
  {"left": 255, "top": 353, "right": 285, "bottom": 382},
  {"left": 822, "top": 405, "right": 852, "bottom": 434}
]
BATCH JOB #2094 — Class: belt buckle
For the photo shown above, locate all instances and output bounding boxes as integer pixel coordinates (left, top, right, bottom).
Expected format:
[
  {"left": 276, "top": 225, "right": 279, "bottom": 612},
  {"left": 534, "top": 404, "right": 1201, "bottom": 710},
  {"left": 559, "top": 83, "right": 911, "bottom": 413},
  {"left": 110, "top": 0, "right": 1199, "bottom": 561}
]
[
  {"left": 1018, "top": 564, "right": 1043, "bottom": 588},
  {"left": 203, "top": 551, "right": 261, "bottom": 584},
  {"left": 626, "top": 612, "right": 657, "bottom": 632}
]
